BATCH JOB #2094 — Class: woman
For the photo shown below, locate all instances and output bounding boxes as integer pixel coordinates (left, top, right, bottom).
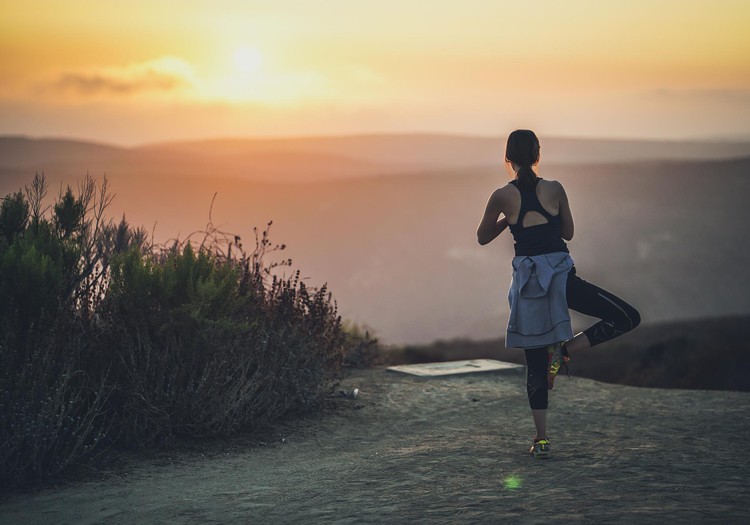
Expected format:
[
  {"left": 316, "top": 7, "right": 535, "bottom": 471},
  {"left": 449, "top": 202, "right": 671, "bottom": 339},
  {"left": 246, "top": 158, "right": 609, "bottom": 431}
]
[{"left": 476, "top": 130, "right": 640, "bottom": 458}]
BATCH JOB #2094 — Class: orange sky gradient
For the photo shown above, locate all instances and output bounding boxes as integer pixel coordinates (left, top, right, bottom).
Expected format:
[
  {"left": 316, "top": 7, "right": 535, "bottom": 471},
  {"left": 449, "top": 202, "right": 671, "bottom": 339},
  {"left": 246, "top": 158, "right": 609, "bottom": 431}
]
[{"left": 1, "top": 0, "right": 749, "bottom": 144}]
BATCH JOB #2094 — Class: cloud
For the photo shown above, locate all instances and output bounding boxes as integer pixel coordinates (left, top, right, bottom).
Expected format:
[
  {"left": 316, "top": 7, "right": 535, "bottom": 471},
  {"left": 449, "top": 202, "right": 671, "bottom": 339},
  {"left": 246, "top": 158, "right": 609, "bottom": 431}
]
[
  {"left": 33, "top": 55, "right": 388, "bottom": 108},
  {"left": 45, "top": 56, "right": 196, "bottom": 97}
]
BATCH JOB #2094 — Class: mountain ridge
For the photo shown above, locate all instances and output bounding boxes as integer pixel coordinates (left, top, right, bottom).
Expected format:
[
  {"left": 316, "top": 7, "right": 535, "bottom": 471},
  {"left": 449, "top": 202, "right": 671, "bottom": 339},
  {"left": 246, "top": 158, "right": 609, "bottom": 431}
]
[{"left": 4, "top": 134, "right": 750, "bottom": 173}]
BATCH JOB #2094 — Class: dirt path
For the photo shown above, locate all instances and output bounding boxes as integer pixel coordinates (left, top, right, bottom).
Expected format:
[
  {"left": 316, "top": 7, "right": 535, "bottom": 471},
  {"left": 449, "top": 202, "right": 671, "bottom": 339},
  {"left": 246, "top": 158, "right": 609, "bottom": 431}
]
[{"left": 2, "top": 366, "right": 748, "bottom": 524}]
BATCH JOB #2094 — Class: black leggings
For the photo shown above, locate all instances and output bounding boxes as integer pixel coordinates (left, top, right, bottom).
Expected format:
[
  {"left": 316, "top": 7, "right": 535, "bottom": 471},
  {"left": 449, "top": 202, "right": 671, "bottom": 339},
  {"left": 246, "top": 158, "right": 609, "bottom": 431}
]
[{"left": 524, "top": 266, "right": 640, "bottom": 410}]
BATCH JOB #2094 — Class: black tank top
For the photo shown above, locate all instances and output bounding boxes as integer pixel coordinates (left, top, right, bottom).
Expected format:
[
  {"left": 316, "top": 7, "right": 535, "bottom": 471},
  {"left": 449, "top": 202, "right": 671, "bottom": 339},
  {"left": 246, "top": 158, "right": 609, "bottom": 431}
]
[{"left": 508, "top": 179, "right": 569, "bottom": 256}]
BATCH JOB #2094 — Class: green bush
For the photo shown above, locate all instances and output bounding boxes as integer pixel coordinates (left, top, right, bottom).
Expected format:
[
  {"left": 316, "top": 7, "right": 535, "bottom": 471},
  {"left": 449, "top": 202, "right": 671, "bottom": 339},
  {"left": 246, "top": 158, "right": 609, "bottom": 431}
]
[{"left": 0, "top": 174, "right": 350, "bottom": 489}]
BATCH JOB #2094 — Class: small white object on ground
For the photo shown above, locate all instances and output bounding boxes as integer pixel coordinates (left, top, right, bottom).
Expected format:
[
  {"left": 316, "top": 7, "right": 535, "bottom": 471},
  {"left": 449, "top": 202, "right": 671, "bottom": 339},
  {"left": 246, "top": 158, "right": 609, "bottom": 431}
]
[{"left": 386, "top": 359, "right": 523, "bottom": 377}]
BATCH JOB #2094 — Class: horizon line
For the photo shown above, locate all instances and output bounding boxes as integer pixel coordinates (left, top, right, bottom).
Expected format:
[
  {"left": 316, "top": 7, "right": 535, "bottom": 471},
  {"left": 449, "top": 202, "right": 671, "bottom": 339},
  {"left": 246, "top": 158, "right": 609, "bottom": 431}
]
[{"left": 2, "top": 130, "right": 750, "bottom": 150}]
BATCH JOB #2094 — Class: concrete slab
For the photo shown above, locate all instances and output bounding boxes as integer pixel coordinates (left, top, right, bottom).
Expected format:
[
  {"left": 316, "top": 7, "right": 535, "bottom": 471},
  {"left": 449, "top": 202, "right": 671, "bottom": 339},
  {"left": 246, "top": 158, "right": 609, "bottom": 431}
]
[{"left": 386, "top": 359, "right": 523, "bottom": 377}]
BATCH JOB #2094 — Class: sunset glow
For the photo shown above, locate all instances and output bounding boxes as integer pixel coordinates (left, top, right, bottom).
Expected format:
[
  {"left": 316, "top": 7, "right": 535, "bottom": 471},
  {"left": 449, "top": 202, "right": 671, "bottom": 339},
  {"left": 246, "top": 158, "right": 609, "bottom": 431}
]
[{"left": 1, "top": 0, "right": 749, "bottom": 143}]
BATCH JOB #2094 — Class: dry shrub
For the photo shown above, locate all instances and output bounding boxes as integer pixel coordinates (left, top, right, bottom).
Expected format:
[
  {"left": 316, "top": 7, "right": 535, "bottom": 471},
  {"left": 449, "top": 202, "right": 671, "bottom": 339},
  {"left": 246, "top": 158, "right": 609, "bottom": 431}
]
[
  {"left": 1, "top": 176, "right": 347, "bottom": 488},
  {"left": 104, "top": 239, "right": 346, "bottom": 446}
]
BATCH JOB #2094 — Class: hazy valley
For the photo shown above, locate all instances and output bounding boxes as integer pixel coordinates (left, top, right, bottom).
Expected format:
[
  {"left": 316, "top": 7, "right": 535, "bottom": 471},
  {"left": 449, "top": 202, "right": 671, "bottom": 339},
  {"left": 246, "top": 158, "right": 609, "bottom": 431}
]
[{"left": 2, "top": 134, "right": 749, "bottom": 344}]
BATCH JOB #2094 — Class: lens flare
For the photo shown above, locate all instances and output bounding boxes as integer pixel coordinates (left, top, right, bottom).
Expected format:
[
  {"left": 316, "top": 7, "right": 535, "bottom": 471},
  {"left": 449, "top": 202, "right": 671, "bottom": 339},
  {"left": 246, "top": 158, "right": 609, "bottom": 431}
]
[{"left": 503, "top": 475, "right": 522, "bottom": 490}]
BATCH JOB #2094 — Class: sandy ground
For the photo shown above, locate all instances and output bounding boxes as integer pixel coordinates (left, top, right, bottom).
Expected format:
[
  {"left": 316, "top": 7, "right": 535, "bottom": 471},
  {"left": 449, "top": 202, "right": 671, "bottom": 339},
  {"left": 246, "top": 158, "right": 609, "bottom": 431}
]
[{"left": 1, "top": 366, "right": 749, "bottom": 524}]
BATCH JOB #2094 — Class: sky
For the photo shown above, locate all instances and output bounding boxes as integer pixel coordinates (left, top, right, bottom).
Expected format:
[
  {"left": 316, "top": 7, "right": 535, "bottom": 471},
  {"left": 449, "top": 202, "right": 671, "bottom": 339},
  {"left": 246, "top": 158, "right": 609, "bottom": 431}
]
[{"left": 1, "top": 0, "right": 749, "bottom": 145}]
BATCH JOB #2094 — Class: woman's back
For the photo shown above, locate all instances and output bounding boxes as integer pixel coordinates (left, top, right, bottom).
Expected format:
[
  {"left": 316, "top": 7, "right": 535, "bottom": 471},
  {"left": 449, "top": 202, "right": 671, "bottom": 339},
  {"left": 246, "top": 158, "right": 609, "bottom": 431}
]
[
  {"left": 505, "top": 178, "right": 560, "bottom": 227},
  {"left": 504, "top": 178, "right": 571, "bottom": 256}
]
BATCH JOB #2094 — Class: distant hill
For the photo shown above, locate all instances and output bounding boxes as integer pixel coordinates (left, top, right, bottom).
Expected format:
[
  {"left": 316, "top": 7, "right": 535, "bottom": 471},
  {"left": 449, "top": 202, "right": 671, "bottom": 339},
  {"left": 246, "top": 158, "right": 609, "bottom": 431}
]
[
  {"left": 385, "top": 315, "right": 750, "bottom": 391},
  {"left": 3, "top": 134, "right": 750, "bottom": 184},
  {"left": 0, "top": 136, "right": 412, "bottom": 184},
  {"left": 0, "top": 136, "right": 122, "bottom": 169},
  {"left": 142, "top": 133, "right": 750, "bottom": 166}
]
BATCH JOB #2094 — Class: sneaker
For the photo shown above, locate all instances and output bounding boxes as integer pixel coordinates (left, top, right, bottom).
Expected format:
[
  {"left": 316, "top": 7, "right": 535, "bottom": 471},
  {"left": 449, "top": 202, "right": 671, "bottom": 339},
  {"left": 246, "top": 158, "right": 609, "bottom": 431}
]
[
  {"left": 529, "top": 438, "right": 551, "bottom": 458},
  {"left": 547, "top": 342, "right": 570, "bottom": 390}
]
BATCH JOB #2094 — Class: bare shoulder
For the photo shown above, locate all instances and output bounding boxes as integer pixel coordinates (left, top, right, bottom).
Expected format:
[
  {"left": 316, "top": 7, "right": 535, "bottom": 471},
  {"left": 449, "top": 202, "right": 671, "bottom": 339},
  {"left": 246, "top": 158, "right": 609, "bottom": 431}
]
[
  {"left": 540, "top": 178, "right": 563, "bottom": 189},
  {"left": 541, "top": 179, "right": 567, "bottom": 197},
  {"left": 489, "top": 183, "right": 517, "bottom": 203}
]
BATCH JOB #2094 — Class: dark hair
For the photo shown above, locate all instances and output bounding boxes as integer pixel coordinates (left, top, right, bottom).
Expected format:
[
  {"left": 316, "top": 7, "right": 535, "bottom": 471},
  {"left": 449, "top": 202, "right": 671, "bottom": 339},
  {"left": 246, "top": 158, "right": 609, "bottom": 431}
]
[{"left": 505, "top": 129, "right": 540, "bottom": 191}]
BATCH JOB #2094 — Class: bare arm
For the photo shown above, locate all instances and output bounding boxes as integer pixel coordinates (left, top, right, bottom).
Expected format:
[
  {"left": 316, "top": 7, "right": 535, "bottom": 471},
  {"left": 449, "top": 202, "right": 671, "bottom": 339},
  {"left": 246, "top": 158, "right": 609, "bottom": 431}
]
[
  {"left": 477, "top": 189, "right": 509, "bottom": 245},
  {"left": 557, "top": 182, "right": 574, "bottom": 241}
]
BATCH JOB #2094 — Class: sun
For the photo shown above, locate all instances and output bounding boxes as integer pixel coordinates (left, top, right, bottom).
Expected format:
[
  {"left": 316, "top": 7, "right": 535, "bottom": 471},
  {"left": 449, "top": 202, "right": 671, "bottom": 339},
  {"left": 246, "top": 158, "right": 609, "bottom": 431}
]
[{"left": 233, "top": 47, "right": 263, "bottom": 74}]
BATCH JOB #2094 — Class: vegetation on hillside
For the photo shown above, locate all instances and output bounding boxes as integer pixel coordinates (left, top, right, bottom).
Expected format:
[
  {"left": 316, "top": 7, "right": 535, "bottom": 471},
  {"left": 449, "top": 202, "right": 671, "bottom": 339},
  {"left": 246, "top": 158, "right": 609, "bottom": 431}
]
[{"left": 0, "top": 174, "right": 371, "bottom": 489}]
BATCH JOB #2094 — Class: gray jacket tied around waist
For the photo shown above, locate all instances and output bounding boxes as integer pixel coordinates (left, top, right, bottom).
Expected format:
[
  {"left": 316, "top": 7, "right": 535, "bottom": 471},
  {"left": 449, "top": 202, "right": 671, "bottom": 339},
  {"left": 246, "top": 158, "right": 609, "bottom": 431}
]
[{"left": 506, "top": 252, "right": 574, "bottom": 348}]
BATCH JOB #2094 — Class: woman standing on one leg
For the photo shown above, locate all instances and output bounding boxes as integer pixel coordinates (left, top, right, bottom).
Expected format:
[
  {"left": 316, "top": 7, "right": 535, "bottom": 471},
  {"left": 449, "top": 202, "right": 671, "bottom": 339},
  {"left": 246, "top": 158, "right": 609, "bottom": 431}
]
[{"left": 476, "top": 130, "right": 640, "bottom": 459}]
